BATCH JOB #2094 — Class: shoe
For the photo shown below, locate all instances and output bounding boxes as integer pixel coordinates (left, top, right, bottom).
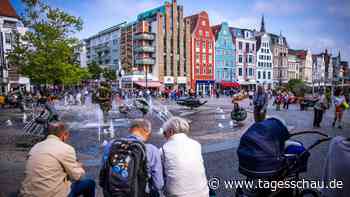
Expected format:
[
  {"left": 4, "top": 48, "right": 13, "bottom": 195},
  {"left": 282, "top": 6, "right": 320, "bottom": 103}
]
[
  {"left": 332, "top": 122, "right": 335, "bottom": 127},
  {"left": 338, "top": 126, "right": 343, "bottom": 129}
]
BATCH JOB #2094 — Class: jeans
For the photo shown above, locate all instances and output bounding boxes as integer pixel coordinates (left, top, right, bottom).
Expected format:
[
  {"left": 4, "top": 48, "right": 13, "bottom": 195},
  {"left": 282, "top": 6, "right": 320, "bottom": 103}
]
[
  {"left": 313, "top": 109, "right": 324, "bottom": 127},
  {"left": 69, "top": 179, "right": 96, "bottom": 197}
]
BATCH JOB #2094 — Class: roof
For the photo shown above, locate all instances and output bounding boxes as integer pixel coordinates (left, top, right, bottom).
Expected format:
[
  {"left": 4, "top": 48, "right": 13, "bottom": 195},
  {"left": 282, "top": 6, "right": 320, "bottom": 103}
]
[
  {"left": 269, "top": 33, "right": 288, "bottom": 47},
  {"left": 288, "top": 49, "right": 307, "bottom": 59},
  {"left": 0, "top": 0, "right": 19, "bottom": 19},
  {"left": 184, "top": 13, "right": 199, "bottom": 33},
  {"left": 211, "top": 24, "right": 221, "bottom": 40},
  {"left": 184, "top": 11, "right": 209, "bottom": 34}
]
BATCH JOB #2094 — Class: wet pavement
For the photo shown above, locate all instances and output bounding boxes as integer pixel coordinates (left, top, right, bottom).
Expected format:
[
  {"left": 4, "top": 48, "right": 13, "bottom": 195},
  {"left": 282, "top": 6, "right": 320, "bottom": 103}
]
[{"left": 0, "top": 97, "right": 349, "bottom": 196}]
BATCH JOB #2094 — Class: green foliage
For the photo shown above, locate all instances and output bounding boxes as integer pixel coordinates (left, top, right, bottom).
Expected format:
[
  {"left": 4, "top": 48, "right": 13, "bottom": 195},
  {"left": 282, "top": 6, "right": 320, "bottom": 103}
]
[
  {"left": 7, "top": 0, "right": 85, "bottom": 86},
  {"left": 103, "top": 68, "right": 117, "bottom": 81},
  {"left": 287, "top": 79, "right": 305, "bottom": 97},
  {"left": 87, "top": 61, "right": 103, "bottom": 79}
]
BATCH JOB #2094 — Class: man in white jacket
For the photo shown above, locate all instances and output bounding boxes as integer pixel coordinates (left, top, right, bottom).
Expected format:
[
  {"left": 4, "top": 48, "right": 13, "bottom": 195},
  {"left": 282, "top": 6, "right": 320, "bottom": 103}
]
[{"left": 161, "top": 116, "right": 209, "bottom": 197}]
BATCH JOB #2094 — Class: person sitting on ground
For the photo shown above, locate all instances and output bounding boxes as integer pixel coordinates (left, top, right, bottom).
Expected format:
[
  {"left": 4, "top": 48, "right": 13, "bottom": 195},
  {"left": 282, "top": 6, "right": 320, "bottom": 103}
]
[
  {"left": 100, "top": 119, "right": 164, "bottom": 197},
  {"left": 161, "top": 116, "right": 209, "bottom": 197},
  {"left": 19, "top": 122, "right": 95, "bottom": 197}
]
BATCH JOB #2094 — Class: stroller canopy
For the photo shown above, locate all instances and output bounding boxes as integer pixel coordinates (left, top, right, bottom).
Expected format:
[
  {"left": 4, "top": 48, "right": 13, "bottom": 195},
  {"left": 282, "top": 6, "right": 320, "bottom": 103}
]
[{"left": 237, "top": 117, "right": 290, "bottom": 178}]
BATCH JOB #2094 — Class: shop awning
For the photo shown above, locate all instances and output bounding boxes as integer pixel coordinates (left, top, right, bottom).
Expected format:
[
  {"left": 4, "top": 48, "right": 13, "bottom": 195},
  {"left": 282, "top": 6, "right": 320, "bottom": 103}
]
[
  {"left": 221, "top": 81, "right": 240, "bottom": 88},
  {"left": 134, "top": 80, "right": 162, "bottom": 88}
]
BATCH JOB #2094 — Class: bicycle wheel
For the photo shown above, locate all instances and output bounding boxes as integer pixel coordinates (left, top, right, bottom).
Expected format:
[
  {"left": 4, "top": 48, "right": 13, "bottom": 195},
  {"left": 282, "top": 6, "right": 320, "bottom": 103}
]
[{"left": 300, "top": 189, "right": 320, "bottom": 197}]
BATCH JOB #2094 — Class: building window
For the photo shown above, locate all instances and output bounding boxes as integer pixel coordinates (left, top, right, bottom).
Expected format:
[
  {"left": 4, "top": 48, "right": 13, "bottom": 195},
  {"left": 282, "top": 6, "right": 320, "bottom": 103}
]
[
  {"left": 196, "top": 53, "right": 200, "bottom": 63},
  {"left": 199, "top": 30, "right": 203, "bottom": 37},
  {"left": 205, "top": 31, "right": 209, "bottom": 38},
  {"left": 258, "top": 71, "right": 261, "bottom": 79},
  {"left": 249, "top": 68, "right": 253, "bottom": 76},
  {"left": 202, "top": 53, "right": 206, "bottom": 64},
  {"left": 202, "top": 41, "right": 206, "bottom": 51},
  {"left": 268, "top": 72, "right": 271, "bottom": 79},
  {"left": 208, "top": 42, "right": 212, "bottom": 49},
  {"left": 203, "top": 67, "right": 206, "bottom": 74},
  {"left": 238, "top": 68, "right": 243, "bottom": 76},
  {"left": 238, "top": 42, "right": 242, "bottom": 50},
  {"left": 238, "top": 55, "right": 243, "bottom": 63},
  {"left": 202, "top": 20, "right": 206, "bottom": 26},
  {"left": 252, "top": 44, "right": 255, "bottom": 51},
  {"left": 246, "top": 43, "right": 249, "bottom": 52},
  {"left": 209, "top": 54, "right": 212, "bottom": 64},
  {"left": 263, "top": 71, "right": 266, "bottom": 79},
  {"left": 5, "top": 33, "right": 11, "bottom": 44},
  {"left": 209, "top": 66, "right": 212, "bottom": 74},
  {"left": 196, "top": 41, "right": 200, "bottom": 50},
  {"left": 248, "top": 55, "right": 253, "bottom": 64}
]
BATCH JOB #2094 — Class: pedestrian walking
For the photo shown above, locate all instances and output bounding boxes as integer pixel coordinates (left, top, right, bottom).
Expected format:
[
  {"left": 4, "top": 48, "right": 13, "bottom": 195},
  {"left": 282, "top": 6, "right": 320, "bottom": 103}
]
[
  {"left": 332, "top": 88, "right": 348, "bottom": 129},
  {"left": 161, "top": 117, "right": 209, "bottom": 197},
  {"left": 313, "top": 91, "right": 327, "bottom": 128},
  {"left": 253, "top": 86, "right": 268, "bottom": 122}
]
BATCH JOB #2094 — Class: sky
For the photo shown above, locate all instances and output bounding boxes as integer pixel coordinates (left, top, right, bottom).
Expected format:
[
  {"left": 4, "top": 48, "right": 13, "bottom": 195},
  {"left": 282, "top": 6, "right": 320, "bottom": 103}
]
[{"left": 10, "top": 0, "right": 350, "bottom": 61}]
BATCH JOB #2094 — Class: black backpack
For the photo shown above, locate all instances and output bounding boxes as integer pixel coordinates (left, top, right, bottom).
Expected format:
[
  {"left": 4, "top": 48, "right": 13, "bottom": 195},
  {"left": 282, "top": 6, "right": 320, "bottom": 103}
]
[{"left": 99, "top": 139, "right": 148, "bottom": 197}]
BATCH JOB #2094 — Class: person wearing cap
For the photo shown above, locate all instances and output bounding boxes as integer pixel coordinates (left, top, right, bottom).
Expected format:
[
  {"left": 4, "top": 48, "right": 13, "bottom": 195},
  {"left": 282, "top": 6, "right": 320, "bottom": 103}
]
[
  {"left": 19, "top": 122, "right": 95, "bottom": 197},
  {"left": 161, "top": 116, "right": 209, "bottom": 197},
  {"left": 100, "top": 119, "right": 164, "bottom": 196}
]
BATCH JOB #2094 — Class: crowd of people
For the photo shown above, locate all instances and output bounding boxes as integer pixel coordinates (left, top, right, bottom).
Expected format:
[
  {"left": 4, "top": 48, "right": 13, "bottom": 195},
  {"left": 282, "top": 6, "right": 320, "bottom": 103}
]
[{"left": 19, "top": 117, "right": 211, "bottom": 197}]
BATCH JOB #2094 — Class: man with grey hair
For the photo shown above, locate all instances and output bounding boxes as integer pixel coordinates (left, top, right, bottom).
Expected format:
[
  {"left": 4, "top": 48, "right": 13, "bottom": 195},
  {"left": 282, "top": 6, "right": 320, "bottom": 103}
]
[
  {"left": 161, "top": 116, "right": 209, "bottom": 197},
  {"left": 19, "top": 121, "right": 95, "bottom": 197},
  {"left": 100, "top": 119, "right": 164, "bottom": 197}
]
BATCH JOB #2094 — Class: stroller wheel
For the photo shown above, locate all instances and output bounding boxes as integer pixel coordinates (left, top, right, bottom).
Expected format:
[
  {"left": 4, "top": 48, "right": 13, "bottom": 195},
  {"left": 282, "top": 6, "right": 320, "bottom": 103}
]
[{"left": 300, "top": 189, "right": 320, "bottom": 197}]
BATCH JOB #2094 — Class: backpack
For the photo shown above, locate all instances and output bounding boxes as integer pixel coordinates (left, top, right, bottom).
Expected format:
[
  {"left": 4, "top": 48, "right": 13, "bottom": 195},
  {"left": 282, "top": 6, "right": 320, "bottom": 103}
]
[{"left": 99, "top": 139, "right": 148, "bottom": 197}]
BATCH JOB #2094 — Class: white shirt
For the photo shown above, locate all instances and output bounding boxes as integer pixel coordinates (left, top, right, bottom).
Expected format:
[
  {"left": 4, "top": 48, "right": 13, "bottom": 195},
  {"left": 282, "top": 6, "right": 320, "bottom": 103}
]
[{"left": 161, "top": 133, "right": 209, "bottom": 197}]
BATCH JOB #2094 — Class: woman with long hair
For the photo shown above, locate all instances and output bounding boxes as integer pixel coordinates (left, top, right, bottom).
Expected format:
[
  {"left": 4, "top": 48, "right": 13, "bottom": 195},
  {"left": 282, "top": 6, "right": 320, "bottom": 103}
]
[{"left": 332, "top": 88, "right": 346, "bottom": 129}]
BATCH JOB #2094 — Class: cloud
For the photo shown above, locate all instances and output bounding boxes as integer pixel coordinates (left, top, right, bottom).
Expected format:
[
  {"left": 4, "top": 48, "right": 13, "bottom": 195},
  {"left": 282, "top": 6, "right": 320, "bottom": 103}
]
[{"left": 252, "top": 0, "right": 304, "bottom": 16}]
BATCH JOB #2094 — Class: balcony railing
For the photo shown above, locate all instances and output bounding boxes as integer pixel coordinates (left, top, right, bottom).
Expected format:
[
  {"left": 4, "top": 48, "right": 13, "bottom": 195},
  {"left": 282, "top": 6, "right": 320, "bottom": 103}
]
[
  {"left": 134, "top": 46, "right": 155, "bottom": 53},
  {"left": 134, "top": 33, "right": 155, "bottom": 40},
  {"left": 135, "top": 58, "right": 155, "bottom": 65}
]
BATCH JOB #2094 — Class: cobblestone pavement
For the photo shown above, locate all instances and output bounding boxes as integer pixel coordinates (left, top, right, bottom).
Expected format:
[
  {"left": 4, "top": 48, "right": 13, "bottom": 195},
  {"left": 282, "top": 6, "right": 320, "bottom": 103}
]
[{"left": 0, "top": 97, "right": 349, "bottom": 196}]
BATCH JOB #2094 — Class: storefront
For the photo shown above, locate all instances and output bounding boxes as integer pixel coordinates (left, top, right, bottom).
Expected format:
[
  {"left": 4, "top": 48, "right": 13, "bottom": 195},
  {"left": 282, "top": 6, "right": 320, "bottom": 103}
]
[
  {"left": 195, "top": 80, "right": 215, "bottom": 96},
  {"left": 177, "top": 77, "right": 187, "bottom": 91},
  {"left": 164, "top": 76, "right": 174, "bottom": 89}
]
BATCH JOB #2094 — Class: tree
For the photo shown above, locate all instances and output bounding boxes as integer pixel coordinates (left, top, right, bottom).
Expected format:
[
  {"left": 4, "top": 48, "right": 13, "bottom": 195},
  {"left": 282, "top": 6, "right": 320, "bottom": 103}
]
[
  {"left": 87, "top": 61, "right": 103, "bottom": 79},
  {"left": 287, "top": 79, "right": 306, "bottom": 97},
  {"left": 7, "top": 0, "right": 85, "bottom": 86},
  {"left": 103, "top": 68, "right": 117, "bottom": 81}
]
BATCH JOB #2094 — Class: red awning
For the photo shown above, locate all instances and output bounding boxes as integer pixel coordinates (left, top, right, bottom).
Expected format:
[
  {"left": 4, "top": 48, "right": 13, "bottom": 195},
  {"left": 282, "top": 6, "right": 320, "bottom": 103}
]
[
  {"left": 134, "top": 80, "right": 162, "bottom": 88},
  {"left": 221, "top": 81, "right": 240, "bottom": 88}
]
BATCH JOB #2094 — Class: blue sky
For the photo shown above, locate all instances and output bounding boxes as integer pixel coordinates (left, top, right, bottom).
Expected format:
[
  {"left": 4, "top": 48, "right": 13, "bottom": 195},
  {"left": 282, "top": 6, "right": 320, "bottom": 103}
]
[{"left": 11, "top": 0, "right": 350, "bottom": 61}]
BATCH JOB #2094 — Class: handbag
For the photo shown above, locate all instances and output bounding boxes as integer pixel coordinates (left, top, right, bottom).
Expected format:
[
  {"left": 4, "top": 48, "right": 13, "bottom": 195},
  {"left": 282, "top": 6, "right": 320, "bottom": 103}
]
[{"left": 342, "top": 101, "right": 349, "bottom": 110}]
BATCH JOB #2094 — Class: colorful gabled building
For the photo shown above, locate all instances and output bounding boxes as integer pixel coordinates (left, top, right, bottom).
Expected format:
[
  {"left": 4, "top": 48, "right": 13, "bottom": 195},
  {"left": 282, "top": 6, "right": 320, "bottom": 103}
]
[
  {"left": 184, "top": 11, "right": 215, "bottom": 96},
  {"left": 230, "top": 27, "right": 257, "bottom": 90},
  {"left": 211, "top": 22, "right": 236, "bottom": 90}
]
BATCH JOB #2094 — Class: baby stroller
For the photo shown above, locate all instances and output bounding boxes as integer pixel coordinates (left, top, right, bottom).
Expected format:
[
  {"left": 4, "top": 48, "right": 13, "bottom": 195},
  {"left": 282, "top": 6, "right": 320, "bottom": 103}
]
[{"left": 236, "top": 117, "right": 330, "bottom": 197}]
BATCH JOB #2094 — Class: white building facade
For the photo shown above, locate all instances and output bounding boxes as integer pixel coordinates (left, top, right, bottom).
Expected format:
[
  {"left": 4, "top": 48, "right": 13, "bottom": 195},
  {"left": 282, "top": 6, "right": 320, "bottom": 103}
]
[
  {"left": 256, "top": 33, "right": 273, "bottom": 89},
  {"left": 1, "top": 1, "right": 30, "bottom": 94}
]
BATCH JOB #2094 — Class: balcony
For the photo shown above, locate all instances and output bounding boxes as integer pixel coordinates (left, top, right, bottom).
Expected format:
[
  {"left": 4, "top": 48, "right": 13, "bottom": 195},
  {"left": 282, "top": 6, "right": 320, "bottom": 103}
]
[
  {"left": 135, "top": 58, "right": 155, "bottom": 65},
  {"left": 134, "top": 33, "right": 155, "bottom": 40},
  {"left": 134, "top": 46, "right": 155, "bottom": 53}
]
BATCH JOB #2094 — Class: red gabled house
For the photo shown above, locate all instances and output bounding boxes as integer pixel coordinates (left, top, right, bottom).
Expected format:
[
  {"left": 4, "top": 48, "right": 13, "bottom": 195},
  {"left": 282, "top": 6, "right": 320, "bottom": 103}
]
[{"left": 184, "top": 11, "right": 215, "bottom": 96}]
